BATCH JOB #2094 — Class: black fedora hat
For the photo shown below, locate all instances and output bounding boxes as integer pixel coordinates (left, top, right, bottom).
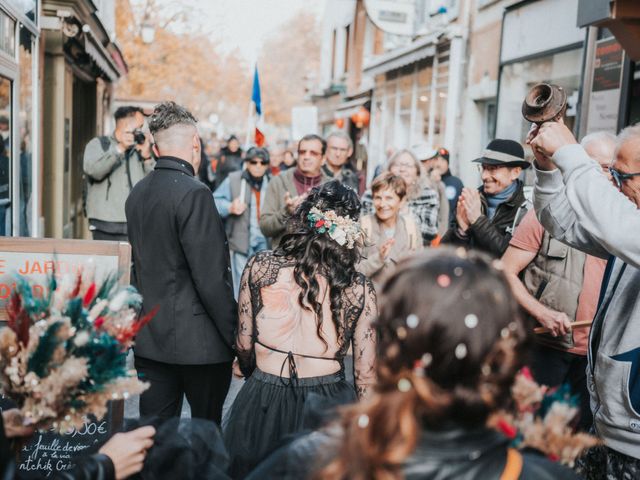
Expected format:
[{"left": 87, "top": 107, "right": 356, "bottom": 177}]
[{"left": 472, "top": 139, "right": 530, "bottom": 169}]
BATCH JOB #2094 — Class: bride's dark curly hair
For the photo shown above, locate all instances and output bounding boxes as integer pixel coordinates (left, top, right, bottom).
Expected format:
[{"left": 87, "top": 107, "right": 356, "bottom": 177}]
[{"left": 276, "top": 180, "right": 362, "bottom": 350}]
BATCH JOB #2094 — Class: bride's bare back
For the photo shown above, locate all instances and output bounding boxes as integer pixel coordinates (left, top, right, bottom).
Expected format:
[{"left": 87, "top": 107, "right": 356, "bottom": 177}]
[{"left": 237, "top": 251, "right": 377, "bottom": 398}]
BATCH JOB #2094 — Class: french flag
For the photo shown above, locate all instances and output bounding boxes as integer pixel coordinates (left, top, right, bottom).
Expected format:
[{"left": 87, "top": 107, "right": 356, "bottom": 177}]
[{"left": 252, "top": 66, "right": 265, "bottom": 147}]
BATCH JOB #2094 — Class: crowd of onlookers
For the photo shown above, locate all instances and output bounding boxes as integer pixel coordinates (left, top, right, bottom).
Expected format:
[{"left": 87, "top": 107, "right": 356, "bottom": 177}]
[{"left": 3, "top": 102, "right": 632, "bottom": 479}]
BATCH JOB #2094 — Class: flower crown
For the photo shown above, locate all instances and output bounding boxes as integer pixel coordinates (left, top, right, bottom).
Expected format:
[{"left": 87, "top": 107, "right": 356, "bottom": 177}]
[{"left": 307, "top": 207, "right": 362, "bottom": 249}]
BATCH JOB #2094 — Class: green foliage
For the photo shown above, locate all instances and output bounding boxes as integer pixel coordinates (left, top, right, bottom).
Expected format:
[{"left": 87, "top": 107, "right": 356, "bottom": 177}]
[
  {"left": 74, "top": 332, "right": 127, "bottom": 393},
  {"left": 27, "top": 321, "right": 63, "bottom": 377}
]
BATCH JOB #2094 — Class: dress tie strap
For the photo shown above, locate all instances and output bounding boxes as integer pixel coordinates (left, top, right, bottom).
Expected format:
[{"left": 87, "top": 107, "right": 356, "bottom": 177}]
[
  {"left": 256, "top": 339, "right": 339, "bottom": 391},
  {"left": 278, "top": 351, "right": 299, "bottom": 389}
]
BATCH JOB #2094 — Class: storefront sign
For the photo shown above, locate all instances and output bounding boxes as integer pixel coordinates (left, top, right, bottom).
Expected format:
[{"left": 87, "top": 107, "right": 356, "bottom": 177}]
[
  {"left": 0, "top": 238, "right": 131, "bottom": 320},
  {"left": 587, "top": 37, "right": 624, "bottom": 134},
  {"left": 364, "top": 0, "right": 416, "bottom": 36}
]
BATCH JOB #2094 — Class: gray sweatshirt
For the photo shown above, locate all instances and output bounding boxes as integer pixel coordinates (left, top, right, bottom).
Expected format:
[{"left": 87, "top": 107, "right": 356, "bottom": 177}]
[{"left": 534, "top": 143, "right": 640, "bottom": 458}]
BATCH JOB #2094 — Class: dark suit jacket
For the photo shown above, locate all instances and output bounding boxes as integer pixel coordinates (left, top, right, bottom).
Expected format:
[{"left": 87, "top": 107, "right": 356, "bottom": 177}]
[{"left": 126, "top": 156, "right": 237, "bottom": 365}]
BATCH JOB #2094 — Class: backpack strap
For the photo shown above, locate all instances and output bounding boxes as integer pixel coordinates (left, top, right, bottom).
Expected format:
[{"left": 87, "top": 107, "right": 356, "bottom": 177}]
[{"left": 499, "top": 448, "right": 523, "bottom": 480}]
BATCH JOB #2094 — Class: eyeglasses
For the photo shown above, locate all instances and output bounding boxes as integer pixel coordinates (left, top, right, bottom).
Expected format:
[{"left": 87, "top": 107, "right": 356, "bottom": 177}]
[
  {"left": 477, "top": 164, "right": 507, "bottom": 173},
  {"left": 298, "top": 149, "right": 322, "bottom": 158},
  {"left": 609, "top": 166, "right": 640, "bottom": 189},
  {"left": 247, "top": 159, "right": 269, "bottom": 166}
]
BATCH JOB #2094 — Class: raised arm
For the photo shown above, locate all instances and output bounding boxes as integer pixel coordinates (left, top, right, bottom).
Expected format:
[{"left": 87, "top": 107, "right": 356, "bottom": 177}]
[
  {"left": 535, "top": 144, "right": 639, "bottom": 266},
  {"left": 352, "top": 279, "right": 377, "bottom": 399},
  {"left": 83, "top": 137, "right": 123, "bottom": 181}
]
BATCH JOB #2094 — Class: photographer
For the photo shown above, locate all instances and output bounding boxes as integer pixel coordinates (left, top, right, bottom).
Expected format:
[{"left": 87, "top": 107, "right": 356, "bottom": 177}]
[{"left": 83, "top": 106, "right": 154, "bottom": 241}]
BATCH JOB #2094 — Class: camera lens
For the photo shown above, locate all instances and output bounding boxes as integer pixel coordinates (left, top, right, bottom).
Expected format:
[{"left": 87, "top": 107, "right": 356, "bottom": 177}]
[{"left": 133, "top": 130, "right": 146, "bottom": 145}]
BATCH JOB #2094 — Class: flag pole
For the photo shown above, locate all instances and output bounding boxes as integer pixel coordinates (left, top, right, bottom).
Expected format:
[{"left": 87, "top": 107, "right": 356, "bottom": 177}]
[{"left": 244, "top": 99, "right": 253, "bottom": 149}]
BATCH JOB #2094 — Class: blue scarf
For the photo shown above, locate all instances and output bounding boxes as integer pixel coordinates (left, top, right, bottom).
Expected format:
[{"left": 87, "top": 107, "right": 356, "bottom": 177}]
[{"left": 485, "top": 181, "right": 518, "bottom": 220}]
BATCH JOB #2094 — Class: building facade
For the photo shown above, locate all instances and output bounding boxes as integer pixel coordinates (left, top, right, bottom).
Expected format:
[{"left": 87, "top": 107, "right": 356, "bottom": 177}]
[
  {"left": 315, "top": 0, "right": 640, "bottom": 189},
  {"left": 0, "top": 1, "right": 39, "bottom": 238},
  {"left": 40, "top": 0, "right": 126, "bottom": 239},
  {"left": 0, "top": 0, "right": 125, "bottom": 240}
]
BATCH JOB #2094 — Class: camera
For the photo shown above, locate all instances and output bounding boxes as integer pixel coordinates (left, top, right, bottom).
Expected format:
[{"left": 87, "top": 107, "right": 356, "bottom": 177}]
[{"left": 133, "top": 129, "right": 146, "bottom": 145}]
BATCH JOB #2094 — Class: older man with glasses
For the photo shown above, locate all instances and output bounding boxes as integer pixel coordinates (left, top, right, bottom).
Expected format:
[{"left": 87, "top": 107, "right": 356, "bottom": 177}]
[
  {"left": 529, "top": 121, "right": 640, "bottom": 479},
  {"left": 214, "top": 147, "right": 272, "bottom": 297},
  {"left": 260, "top": 134, "right": 331, "bottom": 246},
  {"left": 322, "top": 131, "right": 362, "bottom": 193}
]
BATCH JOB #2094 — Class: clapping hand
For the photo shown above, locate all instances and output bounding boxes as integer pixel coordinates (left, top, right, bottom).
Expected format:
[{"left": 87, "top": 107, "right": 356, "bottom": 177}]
[
  {"left": 460, "top": 188, "right": 482, "bottom": 225},
  {"left": 379, "top": 238, "right": 395, "bottom": 261},
  {"left": 284, "top": 192, "right": 305, "bottom": 214},
  {"left": 229, "top": 198, "right": 247, "bottom": 216},
  {"left": 456, "top": 198, "right": 470, "bottom": 232}
]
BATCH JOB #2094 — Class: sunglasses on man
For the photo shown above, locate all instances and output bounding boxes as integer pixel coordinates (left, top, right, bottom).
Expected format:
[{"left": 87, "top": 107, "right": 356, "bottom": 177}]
[
  {"left": 609, "top": 166, "right": 640, "bottom": 189},
  {"left": 247, "top": 159, "right": 269, "bottom": 166}
]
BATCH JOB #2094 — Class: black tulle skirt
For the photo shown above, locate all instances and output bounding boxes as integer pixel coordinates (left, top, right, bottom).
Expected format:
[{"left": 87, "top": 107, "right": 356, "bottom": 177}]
[{"left": 223, "top": 368, "right": 356, "bottom": 479}]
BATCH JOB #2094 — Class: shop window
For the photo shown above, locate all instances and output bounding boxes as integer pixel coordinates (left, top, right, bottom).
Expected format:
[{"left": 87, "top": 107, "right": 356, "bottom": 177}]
[
  {"left": 628, "top": 62, "right": 640, "bottom": 126},
  {"left": 7, "top": 1, "right": 37, "bottom": 24},
  {"left": 0, "top": 10, "right": 15, "bottom": 57},
  {"left": 495, "top": 48, "right": 583, "bottom": 142},
  {"left": 18, "top": 26, "right": 33, "bottom": 236},
  {"left": 0, "top": 76, "right": 11, "bottom": 236}
]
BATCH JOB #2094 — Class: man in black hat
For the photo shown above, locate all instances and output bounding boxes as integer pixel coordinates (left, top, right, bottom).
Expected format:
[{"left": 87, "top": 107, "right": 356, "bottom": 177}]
[{"left": 442, "top": 139, "right": 530, "bottom": 256}]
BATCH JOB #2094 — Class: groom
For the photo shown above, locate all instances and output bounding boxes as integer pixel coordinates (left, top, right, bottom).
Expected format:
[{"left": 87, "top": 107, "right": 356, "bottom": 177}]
[{"left": 125, "top": 101, "right": 236, "bottom": 423}]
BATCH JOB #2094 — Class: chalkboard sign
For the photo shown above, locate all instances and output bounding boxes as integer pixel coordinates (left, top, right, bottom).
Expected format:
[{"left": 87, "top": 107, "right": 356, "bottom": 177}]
[
  {"left": 0, "top": 237, "right": 130, "bottom": 477},
  {"left": 0, "top": 397, "right": 123, "bottom": 478}
]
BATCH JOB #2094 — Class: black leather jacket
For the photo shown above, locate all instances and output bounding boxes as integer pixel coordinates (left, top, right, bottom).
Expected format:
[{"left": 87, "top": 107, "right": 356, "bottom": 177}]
[
  {"left": 442, "top": 180, "right": 528, "bottom": 257},
  {"left": 248, "top": 425, "right": 579, "bottom": 480},
  {"left": 403, "top": 427, "right": 579, "bottom": 480}
]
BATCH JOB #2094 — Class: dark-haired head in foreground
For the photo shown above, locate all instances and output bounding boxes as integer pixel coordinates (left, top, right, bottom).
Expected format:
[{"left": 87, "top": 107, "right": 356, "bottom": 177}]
[{"left": 319, "top": 248, "right": 531, "bottom": 479}]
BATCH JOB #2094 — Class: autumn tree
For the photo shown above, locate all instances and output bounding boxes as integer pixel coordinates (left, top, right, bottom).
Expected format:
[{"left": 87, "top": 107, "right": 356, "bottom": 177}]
[
  {"left": 115, "top": 0, "right": 251, "bottom": 130},
  {"left": 258, "top": 11, "right": 321, "bottom": 126}
]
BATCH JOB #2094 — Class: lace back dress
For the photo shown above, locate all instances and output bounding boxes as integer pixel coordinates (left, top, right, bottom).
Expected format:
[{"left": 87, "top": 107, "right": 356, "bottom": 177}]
[{"left": 224, "top": 251, "right": 377, "bottom": 478}]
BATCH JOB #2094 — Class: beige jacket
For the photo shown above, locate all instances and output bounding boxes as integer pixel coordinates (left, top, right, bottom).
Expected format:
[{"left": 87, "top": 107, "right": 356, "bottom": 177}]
[{"left": 358, "top": 214, "right": 421, "bottom": 286}]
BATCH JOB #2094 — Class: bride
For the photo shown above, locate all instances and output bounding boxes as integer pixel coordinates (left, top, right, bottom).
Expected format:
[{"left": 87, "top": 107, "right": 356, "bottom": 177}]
[{"left": 224, "top": 180, "right": 377, "bottom": 478}]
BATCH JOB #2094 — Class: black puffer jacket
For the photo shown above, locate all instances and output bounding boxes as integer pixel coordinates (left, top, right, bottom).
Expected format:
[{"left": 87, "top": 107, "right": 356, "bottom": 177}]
[{"left": 442, "top": 180, "right": 528, "bottom": 257}]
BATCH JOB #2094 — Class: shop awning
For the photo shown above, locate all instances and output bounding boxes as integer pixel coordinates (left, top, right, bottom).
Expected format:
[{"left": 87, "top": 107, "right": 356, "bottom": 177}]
[
  {"left": 83, "top": 31, "right": 123, "bottom": 82},
  {"left": 363, "top": 34, "right": 437, "bottom": 77},
  {"left": 334, "top": 97, "right": 370, "bottom": 119}
]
